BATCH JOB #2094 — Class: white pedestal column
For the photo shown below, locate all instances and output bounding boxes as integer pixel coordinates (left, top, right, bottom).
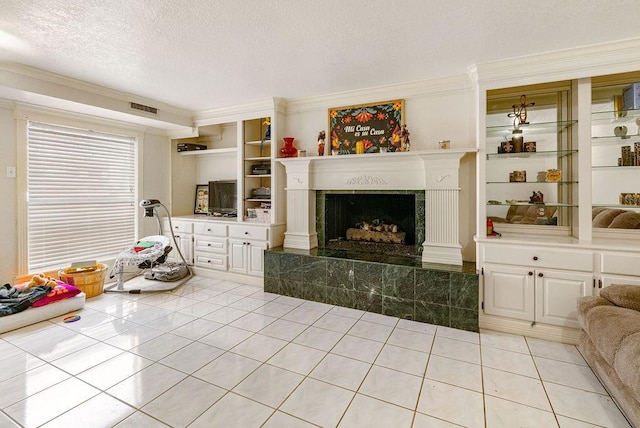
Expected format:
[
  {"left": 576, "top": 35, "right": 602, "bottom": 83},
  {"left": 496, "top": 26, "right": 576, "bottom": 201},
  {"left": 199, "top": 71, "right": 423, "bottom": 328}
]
[
  {"left": 281, "top": 160, "right": 317, "bottom": 249},
  {"left": 420, "top": 154, "right": 465, "bottom": 266}
]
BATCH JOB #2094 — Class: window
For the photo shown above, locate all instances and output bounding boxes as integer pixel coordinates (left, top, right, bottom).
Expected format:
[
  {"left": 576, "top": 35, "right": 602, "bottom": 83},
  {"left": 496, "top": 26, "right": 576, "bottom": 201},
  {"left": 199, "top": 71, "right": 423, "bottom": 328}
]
[{"left": 27, "top": 121, "right": 136, "bottom": 271}]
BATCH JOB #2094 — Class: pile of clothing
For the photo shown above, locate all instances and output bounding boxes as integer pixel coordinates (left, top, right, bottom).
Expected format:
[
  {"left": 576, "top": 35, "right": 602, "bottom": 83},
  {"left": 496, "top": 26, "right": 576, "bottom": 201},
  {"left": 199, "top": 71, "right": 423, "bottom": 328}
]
[{"left": 0, "top": 274, "right": 59, "bottom": 316}]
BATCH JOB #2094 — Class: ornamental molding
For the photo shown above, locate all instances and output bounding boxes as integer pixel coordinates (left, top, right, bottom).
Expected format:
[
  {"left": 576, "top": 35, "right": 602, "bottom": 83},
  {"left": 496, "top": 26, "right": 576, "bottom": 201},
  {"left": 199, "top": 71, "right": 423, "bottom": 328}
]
[{"left": 345, "top": 175, "right": 388, "bottom": 185}]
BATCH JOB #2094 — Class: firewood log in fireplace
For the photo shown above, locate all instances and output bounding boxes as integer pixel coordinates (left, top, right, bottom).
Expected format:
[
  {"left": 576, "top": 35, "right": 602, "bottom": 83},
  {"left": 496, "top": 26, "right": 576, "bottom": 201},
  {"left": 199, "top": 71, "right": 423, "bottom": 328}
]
[{"left": 347, "top": 219, "right": 405, "bottom": 244}]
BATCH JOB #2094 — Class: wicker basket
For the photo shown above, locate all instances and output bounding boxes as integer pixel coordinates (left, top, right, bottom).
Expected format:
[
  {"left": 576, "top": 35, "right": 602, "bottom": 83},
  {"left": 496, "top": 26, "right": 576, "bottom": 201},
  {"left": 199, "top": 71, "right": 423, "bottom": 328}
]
[{"left": 58, "top": 263, "right": 107, "bottom": 298}]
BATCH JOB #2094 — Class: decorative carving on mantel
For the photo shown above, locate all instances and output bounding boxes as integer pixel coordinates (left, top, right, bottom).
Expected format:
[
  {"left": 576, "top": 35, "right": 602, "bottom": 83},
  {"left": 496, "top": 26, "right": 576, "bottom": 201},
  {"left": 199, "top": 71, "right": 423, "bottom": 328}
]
[{"left": 345, "top": 175, "right": 388, "bottom": 185}]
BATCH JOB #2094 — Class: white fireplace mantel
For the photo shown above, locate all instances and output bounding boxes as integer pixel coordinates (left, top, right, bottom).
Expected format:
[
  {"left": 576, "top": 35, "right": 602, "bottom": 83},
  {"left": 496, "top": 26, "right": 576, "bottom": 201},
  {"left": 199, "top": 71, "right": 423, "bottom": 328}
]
[{"left": 275, "top": 149, "right": 477, "bottom": 265}]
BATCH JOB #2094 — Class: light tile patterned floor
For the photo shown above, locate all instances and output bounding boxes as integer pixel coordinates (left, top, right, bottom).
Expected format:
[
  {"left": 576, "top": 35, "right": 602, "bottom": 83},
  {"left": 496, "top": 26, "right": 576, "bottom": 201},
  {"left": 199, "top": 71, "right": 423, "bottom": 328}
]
[{"left": 0, "top": 277, "right": 632, "bottom": 427}]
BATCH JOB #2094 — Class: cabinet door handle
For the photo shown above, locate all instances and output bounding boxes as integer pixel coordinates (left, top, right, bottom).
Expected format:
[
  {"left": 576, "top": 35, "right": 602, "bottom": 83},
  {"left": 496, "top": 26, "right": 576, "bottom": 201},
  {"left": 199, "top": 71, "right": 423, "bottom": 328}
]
[
  {"left": 538, "top": 273, "right": 543, "bottom": 277},
  {"left": 207, "top": 243, "right": 211, "bottom": 247},
  {"left": 528, "top": 271, "right": 533, "bottom": 276},
  {"left": 533, "top": 256, "right": 538, "bottom": 261},
  {"left": 207, "top": 228, "right": 211, "bottom": 232},
  {"left": 598, "top": 279, "right": 603, "bottom": 289}
]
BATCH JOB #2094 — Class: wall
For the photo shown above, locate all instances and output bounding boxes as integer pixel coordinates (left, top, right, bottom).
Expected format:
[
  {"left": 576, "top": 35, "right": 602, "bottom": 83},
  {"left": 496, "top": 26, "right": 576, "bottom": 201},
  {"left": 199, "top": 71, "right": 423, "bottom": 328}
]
[
  {"left": 141, "top": 131, "right": 172, "bottom": 237},
  {"left": 0, "top": 105, "right": 18, "bottom": 281}
]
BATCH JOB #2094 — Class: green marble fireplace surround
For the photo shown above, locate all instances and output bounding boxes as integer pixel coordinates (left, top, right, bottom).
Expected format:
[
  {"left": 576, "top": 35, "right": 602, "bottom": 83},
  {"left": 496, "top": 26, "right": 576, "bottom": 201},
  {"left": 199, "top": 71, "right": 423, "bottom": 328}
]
[{"left": 264, "top": 247, "right": 479, "bottom": 332}]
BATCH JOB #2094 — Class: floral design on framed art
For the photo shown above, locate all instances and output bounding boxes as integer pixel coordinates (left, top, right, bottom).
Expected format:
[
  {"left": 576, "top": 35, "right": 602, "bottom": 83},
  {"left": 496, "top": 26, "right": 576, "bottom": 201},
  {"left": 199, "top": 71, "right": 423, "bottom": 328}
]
[{"left": 328, "top": 100, "right": 404, "bottom": 155}]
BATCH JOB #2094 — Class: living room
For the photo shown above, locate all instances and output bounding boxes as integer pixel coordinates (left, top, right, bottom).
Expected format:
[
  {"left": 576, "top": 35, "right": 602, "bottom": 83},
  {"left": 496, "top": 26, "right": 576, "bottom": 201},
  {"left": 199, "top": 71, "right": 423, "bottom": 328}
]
[{"left": 1, "top": 2, "right": 640, "bottom": 427}]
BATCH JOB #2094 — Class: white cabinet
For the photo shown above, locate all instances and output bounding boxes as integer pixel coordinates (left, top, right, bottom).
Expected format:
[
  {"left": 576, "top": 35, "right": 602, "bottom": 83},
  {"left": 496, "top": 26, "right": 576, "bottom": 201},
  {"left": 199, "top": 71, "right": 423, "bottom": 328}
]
[
  {"left": 483, "top": 264, "right": 534, "bottom": 321},
  {"left": 229, "top": 239, "right": 267, "bottom": 277},
  {"left": 483, "top": 263, "right": 591, "bottom": 329},
  {"left": 481, "top": 242, "right": 593, "bottom": 330},
  {"left": 534, "top": 269, "right": 591, "bottom": 329},
  {"left": 163, "top": 219, "right": 193, "bottom": 265},
  {"left": 193, "top": 221, "right": 227, "bottom": 271},
  {"left": 598, "top": 251, "right": 640, "bottom": 292}
]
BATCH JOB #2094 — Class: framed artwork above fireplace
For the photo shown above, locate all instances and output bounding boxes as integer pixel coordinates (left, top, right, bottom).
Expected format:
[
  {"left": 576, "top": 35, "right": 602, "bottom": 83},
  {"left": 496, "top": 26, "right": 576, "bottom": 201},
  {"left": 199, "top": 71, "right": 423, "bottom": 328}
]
[{"left": 328, "top": 99, "right": 404, "bottom": 155}]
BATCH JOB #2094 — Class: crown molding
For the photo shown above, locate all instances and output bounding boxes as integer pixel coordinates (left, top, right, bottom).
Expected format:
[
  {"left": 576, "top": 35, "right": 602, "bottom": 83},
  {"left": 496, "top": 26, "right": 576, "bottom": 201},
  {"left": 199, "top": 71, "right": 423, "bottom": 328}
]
[
  {"left": 470, "top": 37, "right": 640, "bottom": 89},
  {"left": 284, "top": 75, "right": 473, "bottom": 114},
  {"left": 194, "top": 97, "right": 281, "bottom": 125},
  {"left": 0, "top": 62, "right": 193, "bottom": 128}
]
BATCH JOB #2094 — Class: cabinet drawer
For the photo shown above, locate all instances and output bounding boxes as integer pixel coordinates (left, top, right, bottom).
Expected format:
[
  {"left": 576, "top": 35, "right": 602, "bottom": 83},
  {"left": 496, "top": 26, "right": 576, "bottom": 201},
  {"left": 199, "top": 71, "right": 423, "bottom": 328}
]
[
  {"left": 167, "top": 219, "right": 193, "bottom": 234},
  {"left": 194, "top": 237, "right": 227, "bottom": 253},
  {"left": 194, "top": 222, "right": 227, "bottom": 236},
  {"left": 228, "top": 225, "right": 268, "bottom": 241},
  {"left": 600, "top": 252, "right": 640, "bottom": 276},
  {"left": 483, "top": 245, "right": 593, "bottom": 271},
  {"left": 195, "top": 254, "right": 227, "bottom": 270}
]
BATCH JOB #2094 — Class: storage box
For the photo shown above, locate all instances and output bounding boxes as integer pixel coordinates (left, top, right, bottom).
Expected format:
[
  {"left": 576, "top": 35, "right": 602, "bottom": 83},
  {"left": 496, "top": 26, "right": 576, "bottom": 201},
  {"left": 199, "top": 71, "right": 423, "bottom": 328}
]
[
  {"left": 622, "top": 83, "right": 640, "bottom": 110},
  {"left": 58, "top": 263, "right": 107, "bottom": 298},
  {"left": 256, "top": 208, "right": 271, "bottom": 223}
]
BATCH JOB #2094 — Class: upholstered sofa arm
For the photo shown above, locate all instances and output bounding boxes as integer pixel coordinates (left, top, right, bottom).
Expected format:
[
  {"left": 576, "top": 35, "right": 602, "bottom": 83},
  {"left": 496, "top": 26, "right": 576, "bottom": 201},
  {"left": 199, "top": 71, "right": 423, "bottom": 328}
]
[
  {"left": 577, "top": 296, "right": 614, "bottom": 329},
  {"left": 601, "top": 284, "right": 640, "bottom": 312}
]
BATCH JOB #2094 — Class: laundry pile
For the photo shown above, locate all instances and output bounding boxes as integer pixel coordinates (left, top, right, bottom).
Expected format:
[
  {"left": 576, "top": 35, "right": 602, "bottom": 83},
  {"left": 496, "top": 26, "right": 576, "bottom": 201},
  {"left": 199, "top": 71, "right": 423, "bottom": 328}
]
[{"left": 0, "top": 273, "right": 81, "bottom": 316}]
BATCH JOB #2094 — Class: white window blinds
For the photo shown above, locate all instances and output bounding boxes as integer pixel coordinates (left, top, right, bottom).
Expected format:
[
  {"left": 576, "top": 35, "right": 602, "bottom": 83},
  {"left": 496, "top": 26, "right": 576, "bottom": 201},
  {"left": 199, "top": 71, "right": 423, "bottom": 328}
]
[{"left": 27, "top": 121, "right": 136, "bottom": 271}]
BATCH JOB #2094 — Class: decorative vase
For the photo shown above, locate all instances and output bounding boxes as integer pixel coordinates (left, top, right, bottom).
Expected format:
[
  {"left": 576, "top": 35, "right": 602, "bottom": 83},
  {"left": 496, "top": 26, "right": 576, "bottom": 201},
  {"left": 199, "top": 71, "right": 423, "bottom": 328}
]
[{"left": 280, "top": 137, "right": 298, "bottom": 158}]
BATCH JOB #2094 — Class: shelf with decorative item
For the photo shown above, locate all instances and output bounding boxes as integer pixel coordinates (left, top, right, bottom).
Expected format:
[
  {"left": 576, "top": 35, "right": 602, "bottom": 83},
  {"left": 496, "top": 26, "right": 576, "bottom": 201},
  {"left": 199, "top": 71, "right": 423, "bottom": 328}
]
[
  {"left": 486, "top": 180, "right": 577, "bottom": 184},
  {"left": 486, "top": 202, "right": 578, "bottom": 207},
  {"left": 487, "top": 149, "right": 577, "bottom": 160},
  {"left": 486, "top": 120, "right": 577, "bottom": 138}
]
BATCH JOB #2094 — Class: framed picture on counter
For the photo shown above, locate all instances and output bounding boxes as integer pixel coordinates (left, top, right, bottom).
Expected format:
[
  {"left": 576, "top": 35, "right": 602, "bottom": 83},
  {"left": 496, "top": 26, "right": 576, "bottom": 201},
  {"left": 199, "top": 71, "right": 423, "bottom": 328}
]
[{"left": 194, "top": 184, "right": 209, "bottom": 214}]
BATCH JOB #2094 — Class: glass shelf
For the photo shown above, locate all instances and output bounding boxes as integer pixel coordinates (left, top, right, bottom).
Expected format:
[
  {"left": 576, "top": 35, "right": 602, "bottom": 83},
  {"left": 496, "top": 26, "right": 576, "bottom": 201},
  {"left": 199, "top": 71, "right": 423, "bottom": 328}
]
[
  {"left": 487, "top": 181, "right": 577, "bottom": 184},
  {"left": 591, "top": 108, "right": 640, "bottom": 124},
  {"left": 245, "top": 174, "right": 271, "bottom": 178},
  {"left": 593, "top": 204, "right": 640, "bottom": 209},
  {"left": 591, "top": 135, "right": 639, "bottom": 145},
  {"left": 487, "top": 150, "right": 577, "bottom": 160},
  {"left": 245, "top": 156, "right": 271, "bottom": 161},
  {"left": 486, "top": 120, "right": 577, "bottom": 138},
  {"left": 487, "top": 202, "right": 577, "bottom": 207},
  {"left": 592, "top": 165, "right": 640, "bottom": 170}
]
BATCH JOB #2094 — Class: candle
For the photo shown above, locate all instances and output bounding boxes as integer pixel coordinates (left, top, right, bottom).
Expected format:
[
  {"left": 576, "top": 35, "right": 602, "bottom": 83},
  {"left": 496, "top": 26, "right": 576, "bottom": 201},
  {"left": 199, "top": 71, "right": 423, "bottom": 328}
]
[{"left": 356, "top": 141, "right": 364, "bottom": 154}]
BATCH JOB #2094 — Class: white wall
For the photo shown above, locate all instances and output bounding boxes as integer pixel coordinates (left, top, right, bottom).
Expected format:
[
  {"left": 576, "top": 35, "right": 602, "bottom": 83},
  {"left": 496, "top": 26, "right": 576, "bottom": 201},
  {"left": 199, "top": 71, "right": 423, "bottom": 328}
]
[
  {"left": 141, "top": 132, "right": 173, "bottom": 237},
  {"left": 0, "top": 105, "right": 18, "bottom": 281}
]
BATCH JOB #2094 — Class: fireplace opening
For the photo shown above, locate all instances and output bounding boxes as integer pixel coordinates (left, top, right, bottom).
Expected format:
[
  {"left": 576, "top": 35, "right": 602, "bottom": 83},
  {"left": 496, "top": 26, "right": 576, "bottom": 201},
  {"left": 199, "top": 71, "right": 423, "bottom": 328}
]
[{"left": 321, "top": 192, "right": 421, "bottom": 256}]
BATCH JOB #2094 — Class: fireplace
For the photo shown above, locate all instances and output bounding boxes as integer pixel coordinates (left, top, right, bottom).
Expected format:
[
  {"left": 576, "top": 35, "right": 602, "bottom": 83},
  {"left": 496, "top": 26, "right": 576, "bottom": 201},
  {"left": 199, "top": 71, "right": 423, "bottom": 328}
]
[
  {"left": 317, "top": 190, "right": 424, "bottom": 256},
  {"left": 276, "top": 149, "right": 475, "bottom": 266}
]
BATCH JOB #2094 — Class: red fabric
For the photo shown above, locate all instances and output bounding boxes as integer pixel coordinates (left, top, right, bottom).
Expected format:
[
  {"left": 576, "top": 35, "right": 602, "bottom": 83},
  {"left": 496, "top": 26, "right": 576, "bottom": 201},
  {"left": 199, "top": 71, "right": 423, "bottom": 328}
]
[{"left": 32, "top": 282, "right": 82, "bottom": 307}]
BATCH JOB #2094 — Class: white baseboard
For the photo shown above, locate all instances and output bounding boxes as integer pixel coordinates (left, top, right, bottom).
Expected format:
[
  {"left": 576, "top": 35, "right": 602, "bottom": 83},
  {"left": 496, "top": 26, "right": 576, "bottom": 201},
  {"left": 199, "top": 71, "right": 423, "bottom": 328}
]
[
  {"left": 479, "top": 313, "right": 581, "bottom": 345},
  {"left": 191, "top": 267, "right": 264, "bottom": 287}
]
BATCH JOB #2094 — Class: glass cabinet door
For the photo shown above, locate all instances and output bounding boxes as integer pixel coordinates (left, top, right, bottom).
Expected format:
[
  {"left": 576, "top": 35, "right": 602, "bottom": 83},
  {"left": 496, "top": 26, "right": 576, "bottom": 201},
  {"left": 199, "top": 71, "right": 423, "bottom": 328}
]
[
  {"left": 591, "top": 73, "right": 640, "bottom": 232},
  {"left": 485, "top": 83, "right": 578, "bottom": 235}
]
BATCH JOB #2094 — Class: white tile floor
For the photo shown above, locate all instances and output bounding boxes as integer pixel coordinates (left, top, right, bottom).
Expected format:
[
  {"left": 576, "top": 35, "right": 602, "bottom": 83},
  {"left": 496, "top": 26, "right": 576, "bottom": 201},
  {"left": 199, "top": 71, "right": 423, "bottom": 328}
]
[{"left": 0, "top": 277, "right": 632, "bottom": 428}]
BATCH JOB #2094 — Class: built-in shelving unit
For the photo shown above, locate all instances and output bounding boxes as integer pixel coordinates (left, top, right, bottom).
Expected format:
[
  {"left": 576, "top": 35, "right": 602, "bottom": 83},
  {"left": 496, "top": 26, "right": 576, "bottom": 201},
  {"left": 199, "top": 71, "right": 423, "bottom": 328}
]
[
  {"left": 485, "top": 82, "right": 577, "bottom": 234},
  {"left": 591, "top": 72, "right": 640, "bottom": 222}
]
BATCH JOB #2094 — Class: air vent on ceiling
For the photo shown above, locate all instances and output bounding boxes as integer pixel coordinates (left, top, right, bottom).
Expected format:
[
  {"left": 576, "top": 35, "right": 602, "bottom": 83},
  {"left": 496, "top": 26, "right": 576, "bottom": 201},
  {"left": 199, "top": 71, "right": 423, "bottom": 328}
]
[{"left": 130, "top": 102, "right": 158, "bottom": 115}]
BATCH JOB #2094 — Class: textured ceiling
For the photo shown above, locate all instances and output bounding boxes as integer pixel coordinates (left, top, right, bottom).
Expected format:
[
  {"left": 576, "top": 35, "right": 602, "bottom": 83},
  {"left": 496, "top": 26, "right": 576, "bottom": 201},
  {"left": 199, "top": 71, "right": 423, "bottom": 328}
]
[{"left": 1, "top": 0, "right": 640, "bottom": 113}]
